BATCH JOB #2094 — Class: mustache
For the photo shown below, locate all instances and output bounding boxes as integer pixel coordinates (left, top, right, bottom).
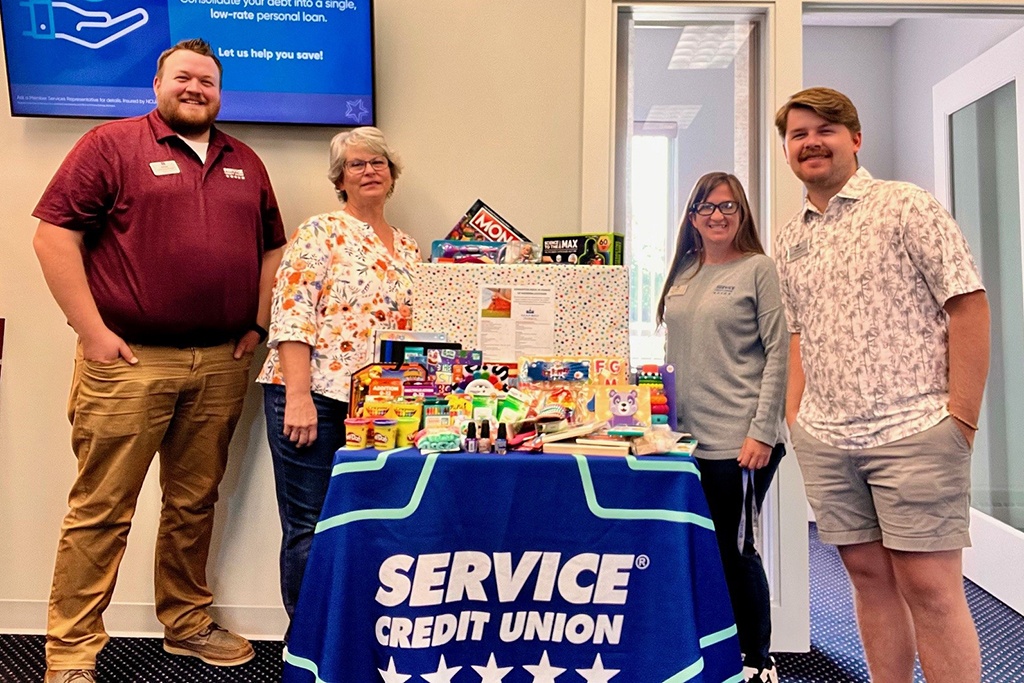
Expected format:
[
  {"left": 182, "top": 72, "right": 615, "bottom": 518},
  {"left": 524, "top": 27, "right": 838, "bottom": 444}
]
[{"left": 798, "top": 146, "right": 831, "bottom": 162}]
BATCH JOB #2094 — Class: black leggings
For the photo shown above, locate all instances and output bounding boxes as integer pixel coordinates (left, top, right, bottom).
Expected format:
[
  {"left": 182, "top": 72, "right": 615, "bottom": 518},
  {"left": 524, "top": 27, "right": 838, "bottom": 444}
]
[{"left": 696, "top": 444, "right": 785, "bottom": 670}]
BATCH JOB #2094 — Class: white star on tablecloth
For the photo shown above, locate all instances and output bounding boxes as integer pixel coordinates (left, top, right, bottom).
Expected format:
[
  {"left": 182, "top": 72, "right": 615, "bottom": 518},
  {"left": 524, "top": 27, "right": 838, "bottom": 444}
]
[
  {"left": 523, "top": 650, "right": 566, "bottom": 682},
  {"left": 471, "top": 652, "right": 514, "bottom": 682},
  {"left": 422, "top": 654, "right": 463, "bottom": 683},
  {"left": 378, "top": 656, "right": 411, "bottom": 683},
  {"left": 576, "top": 653, "right": 620, "bottom": 682}
]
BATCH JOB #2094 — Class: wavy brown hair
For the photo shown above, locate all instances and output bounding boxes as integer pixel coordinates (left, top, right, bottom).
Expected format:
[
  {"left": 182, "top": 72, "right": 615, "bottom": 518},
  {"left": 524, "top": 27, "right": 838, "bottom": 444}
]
[
  {"left": 774, "top": 86, "right": 861, "bottom": 139},
  {"left": 655, "top": 172, "right": 764, "bottom": 326}
]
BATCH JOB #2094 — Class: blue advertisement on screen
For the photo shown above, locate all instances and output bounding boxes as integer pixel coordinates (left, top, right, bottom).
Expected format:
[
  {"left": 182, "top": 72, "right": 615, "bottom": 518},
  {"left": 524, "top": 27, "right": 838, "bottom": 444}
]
[{"left": 0, "top": 0, "right": 374, "bottom": 125}]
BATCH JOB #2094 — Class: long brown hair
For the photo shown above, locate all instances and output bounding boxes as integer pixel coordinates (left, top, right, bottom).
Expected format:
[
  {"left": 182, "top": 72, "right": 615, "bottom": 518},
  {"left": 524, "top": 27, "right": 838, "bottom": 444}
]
[{"left": 655, "top": 172, "right": 764, "bottom": 326}]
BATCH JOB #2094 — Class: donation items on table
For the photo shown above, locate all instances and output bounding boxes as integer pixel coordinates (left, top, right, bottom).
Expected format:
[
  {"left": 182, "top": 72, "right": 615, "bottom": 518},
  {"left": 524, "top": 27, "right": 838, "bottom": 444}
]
[
  {"left": 346, "top": 197, "right": 694, "bottom": 457},
  {"left": 280, "top": 198, "right": 743, "bottom": 683},
  {"left": 347, "top": 345, "right": 695, "bottom": 457}
]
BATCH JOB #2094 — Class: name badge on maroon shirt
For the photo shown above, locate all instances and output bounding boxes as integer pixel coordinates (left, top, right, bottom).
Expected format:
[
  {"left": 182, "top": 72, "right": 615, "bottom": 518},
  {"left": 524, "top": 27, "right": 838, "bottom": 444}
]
[
  {"left": 224, "top": 168, "right": 246, "bottom": 180},
  {"left": 149, "top": 160, "right": 180, "bottom": 176}
]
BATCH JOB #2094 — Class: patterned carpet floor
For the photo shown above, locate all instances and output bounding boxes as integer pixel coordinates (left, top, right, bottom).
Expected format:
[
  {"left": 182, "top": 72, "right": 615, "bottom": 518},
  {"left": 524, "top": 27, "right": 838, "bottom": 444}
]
[
  {"left": 2, "top": 524, "right": 1022, "bottom": 682},
  {"left": 776, "top": 525, "right": 1024, "bottom": 682}
]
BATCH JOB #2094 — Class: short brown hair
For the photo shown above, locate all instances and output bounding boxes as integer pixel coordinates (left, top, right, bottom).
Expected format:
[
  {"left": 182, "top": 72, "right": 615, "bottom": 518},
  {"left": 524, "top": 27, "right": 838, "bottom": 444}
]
[
  {"left": 774, "top": 87, "right": 860, "bottom": 138},
  {"left": 156, "top": 38, "right": 223, "bottom": 85}
]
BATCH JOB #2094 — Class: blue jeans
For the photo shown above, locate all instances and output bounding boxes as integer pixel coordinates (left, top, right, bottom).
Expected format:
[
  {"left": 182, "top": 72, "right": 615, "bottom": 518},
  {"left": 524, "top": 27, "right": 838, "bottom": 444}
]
[
  {"left": 696, "top": 444, "right": 785, "bottom": 670},
  {"left": 262, "top": 383, "right": 347, "bottom": 627}
]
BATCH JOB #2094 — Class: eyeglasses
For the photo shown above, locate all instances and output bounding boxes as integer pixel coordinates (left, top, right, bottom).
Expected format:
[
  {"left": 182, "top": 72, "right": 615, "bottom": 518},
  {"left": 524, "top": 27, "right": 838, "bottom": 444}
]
[
  {"left": 344, "top": 157, "right": 389, "bottom": 174},
  {"left": 692, "top": 201, "right": 740, "bottom": 216}
]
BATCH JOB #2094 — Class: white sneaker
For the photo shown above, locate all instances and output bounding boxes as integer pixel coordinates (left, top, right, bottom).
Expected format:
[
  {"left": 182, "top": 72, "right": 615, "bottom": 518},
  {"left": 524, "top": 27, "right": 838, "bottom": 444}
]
[{"left": 742, "top": 654, "right": 778, "bottom": 683}]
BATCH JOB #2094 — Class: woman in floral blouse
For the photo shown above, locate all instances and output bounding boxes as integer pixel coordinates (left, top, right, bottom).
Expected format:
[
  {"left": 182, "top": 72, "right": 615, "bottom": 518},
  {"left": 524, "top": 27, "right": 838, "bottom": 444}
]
[{"left": 257, "top": 127, "right": 420, "bottom": 634}]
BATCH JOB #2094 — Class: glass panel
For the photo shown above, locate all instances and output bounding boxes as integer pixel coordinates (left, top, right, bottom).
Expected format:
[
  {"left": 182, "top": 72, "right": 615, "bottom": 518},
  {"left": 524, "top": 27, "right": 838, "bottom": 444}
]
[
  {"left": 618, "top": 9, "right": 764, "bottom": 368},
  {"left": 615, "top": 5, "right": 778, "bottom": 602},
  {"left": 950, "top": 81, "right": 1024, "bottom": 531},
  {"left": 629, "top": 134, "right": 671, "bottom": 365}
]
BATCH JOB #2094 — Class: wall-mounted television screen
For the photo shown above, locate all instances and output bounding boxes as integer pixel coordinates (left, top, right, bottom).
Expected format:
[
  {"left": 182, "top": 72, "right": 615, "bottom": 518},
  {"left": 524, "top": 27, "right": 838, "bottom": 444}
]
[{"left": 0, "top": 0, "right": 374, "bottom": 126}]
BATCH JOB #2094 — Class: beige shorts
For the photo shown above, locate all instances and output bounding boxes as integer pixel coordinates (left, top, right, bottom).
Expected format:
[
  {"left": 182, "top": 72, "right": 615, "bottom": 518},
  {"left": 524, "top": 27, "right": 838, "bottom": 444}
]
[{"left": 792, "top": 417, "right": 972, "bottom": 552}]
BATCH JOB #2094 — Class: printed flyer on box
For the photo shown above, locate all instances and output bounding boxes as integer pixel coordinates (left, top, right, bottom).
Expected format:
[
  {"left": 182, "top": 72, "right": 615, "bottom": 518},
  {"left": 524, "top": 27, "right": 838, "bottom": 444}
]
[{"left": 478, "top": 286, "right": 555, "bottom": 362}]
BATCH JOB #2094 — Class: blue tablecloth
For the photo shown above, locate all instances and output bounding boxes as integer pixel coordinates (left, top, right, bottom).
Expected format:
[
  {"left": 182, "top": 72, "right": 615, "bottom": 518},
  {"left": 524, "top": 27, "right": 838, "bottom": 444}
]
[{"left": 284, "top": 447, "right": 743, "bottom": 683}]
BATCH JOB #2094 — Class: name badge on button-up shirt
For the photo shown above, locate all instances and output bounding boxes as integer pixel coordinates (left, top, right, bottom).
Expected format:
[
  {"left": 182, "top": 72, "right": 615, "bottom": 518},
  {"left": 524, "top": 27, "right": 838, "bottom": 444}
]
[
  {"left": 149, "top": 160, "right": 180, "bottom": 176},
  {"left": 786, "top": 239, "right": 810, "bottom": 262},
  {"left": 223, "top": 168, "right": 246, "bottom": 180}
]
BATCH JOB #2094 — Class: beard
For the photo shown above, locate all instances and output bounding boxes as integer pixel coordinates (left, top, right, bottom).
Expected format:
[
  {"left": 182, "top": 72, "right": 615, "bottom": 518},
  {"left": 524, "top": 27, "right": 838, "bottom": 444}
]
[{"left": 158, "top": 97, "right": 220, "bottom": 137}]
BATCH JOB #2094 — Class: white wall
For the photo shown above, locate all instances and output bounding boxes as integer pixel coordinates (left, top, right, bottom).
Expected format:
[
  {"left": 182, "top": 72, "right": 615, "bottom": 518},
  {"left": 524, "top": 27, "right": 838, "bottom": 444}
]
[
  {"left": 804, "top": 17, "right": 1024, "bottom": 192},
  {"left": 0, "top": 0, "right": 586, "bottom": 637},
  {"left": 892, "top": 16, "right": 1024, "bottom": 191},
  {"left": 803, "top": 26, "right": 895, "bottom": 180}
]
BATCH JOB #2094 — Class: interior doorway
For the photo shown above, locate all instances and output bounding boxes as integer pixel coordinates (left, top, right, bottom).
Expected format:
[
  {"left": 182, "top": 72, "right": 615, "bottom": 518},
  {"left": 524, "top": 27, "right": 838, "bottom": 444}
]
[{"left": 934, "top": 25, "right": 1024, "bottom": 615}]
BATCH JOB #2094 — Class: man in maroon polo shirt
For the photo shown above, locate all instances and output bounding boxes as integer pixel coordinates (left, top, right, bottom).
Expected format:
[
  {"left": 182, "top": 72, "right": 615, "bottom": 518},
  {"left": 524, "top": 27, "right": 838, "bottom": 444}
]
[{"left": 32, "top": 38, "right": 286, "bottom": 683}]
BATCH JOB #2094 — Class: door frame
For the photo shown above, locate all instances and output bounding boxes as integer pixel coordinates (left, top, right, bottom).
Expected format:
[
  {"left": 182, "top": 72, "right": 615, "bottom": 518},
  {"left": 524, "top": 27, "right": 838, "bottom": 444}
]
[
  {"left": 933, "top": 24, "right": 1024, "bottom": 617},
  {"left": 582, "top": 0, "right": 811, "bottom": 652}
]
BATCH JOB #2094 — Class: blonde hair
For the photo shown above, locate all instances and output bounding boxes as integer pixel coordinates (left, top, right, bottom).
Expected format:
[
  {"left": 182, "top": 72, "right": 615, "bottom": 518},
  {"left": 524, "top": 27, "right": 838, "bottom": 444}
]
[{"left": 327, "top": 127, "right": 403, "bottom": 202}]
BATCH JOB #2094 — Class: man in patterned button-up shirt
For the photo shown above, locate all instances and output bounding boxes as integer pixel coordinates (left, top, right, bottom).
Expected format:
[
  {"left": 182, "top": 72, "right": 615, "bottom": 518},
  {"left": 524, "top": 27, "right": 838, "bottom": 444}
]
[{"left": 774, "top": 87, "right": 990, "bottom": 683}]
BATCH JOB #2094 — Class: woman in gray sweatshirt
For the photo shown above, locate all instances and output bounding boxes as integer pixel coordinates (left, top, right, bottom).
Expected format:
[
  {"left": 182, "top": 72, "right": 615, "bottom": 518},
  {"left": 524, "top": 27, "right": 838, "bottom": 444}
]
[{"left": 657, "top": 172, "right": 787, "bottom": 683}]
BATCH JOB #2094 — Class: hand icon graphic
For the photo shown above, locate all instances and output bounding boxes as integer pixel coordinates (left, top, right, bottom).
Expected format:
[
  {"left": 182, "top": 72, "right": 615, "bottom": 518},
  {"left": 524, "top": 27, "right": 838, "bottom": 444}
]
[{"left": 21, "top": 0, "right": 149, "bottom": 49}]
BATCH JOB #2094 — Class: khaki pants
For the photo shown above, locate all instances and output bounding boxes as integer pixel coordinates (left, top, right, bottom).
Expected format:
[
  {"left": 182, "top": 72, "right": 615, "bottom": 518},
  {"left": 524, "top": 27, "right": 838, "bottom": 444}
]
[{"left": 46, "top": 342, "right": 252, "bottom": 670}]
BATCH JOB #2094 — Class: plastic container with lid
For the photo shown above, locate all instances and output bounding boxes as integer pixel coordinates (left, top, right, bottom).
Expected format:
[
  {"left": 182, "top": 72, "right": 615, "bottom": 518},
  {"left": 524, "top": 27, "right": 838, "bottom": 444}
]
[
  {"left": 373, "top": 418, "right": 399, "bottom": 450},
  {"left": 344, "top": 418, "right": 373, "bottom": 448}
]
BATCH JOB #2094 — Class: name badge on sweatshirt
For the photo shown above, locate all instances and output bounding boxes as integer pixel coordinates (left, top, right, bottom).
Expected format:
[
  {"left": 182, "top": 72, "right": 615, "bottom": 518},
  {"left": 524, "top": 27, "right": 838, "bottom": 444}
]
[
  {"left": 787, "top": 239, "right": 810, "bottom": 262},
  {"left": 667, "top": 283, "right": 688, "bottom": 297},
  {"left": 149, "top": 160, "right": 180, "bottom": 176}
]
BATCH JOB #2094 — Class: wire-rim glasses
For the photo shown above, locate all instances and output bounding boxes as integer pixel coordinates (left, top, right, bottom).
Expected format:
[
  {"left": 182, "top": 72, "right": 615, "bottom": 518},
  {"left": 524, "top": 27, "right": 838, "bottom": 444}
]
[{"left": 344, "top": 157, "right": 389, "bottom": 174}]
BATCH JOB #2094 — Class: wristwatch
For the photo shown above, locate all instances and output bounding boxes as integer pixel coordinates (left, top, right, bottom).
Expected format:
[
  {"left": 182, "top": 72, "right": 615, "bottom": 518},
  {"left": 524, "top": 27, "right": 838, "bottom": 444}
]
[{"left": 251, "top": 323, "right": 269, "bottom": 344}]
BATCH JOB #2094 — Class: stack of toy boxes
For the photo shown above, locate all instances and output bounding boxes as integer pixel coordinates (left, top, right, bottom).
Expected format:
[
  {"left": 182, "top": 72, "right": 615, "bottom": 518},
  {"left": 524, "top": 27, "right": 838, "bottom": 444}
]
[
  {"left": 637, "top": 364, "right": 672, "bottom": 426},
  {"left": 541, "top": 233, "right": 624, "bottom": 265}
]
